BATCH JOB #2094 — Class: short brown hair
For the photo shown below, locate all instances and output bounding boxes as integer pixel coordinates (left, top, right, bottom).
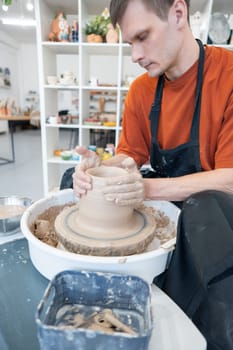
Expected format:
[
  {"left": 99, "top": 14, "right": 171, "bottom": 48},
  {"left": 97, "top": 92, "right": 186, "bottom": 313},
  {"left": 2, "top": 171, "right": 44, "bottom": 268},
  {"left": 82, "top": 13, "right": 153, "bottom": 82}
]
[{"left": 110, "top": 0, "right": 190, "bottom": 27}]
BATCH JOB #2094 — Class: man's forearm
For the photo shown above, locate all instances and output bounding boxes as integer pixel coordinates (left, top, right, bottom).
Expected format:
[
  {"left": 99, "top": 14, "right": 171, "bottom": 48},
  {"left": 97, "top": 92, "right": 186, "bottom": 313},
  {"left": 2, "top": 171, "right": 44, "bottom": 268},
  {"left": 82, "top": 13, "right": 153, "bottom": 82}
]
[{"left": 144, "top": 168, "right": 233, "bottom": 202}]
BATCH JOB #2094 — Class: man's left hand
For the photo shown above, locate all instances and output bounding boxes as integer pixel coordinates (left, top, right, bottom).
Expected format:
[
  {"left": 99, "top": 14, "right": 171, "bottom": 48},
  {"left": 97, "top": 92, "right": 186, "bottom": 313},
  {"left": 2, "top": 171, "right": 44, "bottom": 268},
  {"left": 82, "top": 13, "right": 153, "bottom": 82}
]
[{"left": 103, "top": 157, "right": 144, "bottom": 206}]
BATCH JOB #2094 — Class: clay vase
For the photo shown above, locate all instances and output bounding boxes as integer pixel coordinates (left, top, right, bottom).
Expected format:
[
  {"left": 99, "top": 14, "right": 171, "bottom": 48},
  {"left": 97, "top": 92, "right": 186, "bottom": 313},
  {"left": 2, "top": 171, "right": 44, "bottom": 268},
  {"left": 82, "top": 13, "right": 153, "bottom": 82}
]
[
  {"left": 55, "top": 165, "right": 157, "bottom": 256},
  {"left": 77, "top": 166, "right": 134, "bottom": 237}
]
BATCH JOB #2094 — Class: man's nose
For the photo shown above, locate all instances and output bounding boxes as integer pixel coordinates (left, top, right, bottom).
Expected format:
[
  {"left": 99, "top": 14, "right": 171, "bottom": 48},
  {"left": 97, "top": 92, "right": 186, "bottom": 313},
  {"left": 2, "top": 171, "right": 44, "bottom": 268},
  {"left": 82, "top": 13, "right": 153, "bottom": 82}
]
[{"left": 131, "top": 44, "right": 144, "bottom": 63}]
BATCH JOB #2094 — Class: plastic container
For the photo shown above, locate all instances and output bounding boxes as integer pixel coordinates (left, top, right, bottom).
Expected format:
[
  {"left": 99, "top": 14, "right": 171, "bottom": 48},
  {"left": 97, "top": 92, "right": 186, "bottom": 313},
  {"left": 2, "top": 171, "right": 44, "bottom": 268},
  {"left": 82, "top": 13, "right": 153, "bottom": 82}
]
[{"left": 36, "top": 270, "right": 153, "bottom": 350}]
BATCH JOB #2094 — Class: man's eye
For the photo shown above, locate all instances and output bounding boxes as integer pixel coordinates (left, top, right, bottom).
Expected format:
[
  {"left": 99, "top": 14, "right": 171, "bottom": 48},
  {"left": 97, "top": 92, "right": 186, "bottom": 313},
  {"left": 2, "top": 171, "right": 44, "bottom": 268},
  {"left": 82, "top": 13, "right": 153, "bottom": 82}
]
[{"left": 138, "top": 34, "right": 147, "bottom": 42}]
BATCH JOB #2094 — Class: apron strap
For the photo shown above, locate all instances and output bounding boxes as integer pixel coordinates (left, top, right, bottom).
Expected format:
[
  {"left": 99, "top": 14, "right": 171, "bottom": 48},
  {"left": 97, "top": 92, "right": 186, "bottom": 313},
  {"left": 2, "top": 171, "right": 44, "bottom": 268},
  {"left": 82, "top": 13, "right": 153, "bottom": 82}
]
[
  {"left": 190, "top": 39, "right": 205, "bottom": 140},
  {"left": 149, "top": 74, "right": 164, "bottom": 143}
]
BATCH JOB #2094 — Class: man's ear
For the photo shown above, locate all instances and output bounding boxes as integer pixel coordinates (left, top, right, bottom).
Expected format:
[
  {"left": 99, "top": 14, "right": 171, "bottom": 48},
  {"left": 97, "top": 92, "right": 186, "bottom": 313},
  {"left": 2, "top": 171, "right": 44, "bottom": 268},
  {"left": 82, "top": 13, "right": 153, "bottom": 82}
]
[{"left": 169, "top": 0, "right": 187, "bottom": 29}]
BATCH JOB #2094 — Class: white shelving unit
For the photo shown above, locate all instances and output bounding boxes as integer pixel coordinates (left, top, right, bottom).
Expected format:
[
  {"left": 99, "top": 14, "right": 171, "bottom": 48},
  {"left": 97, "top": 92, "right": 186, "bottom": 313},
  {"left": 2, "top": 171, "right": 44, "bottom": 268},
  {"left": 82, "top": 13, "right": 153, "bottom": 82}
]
[{"left": 35, "top": 0, "right": 233, "bottom": 195}]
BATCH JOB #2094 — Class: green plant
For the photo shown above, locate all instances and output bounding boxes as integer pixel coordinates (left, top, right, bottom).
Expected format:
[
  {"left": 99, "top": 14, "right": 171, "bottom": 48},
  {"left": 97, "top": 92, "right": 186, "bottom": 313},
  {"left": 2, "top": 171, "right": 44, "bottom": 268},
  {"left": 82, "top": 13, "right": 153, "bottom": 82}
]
[
  {"left": 2, "top": 0, "right": 12, "bottom": 5},
  {"left": 84, "top": 8, "right": 111, "bottom": 38}
]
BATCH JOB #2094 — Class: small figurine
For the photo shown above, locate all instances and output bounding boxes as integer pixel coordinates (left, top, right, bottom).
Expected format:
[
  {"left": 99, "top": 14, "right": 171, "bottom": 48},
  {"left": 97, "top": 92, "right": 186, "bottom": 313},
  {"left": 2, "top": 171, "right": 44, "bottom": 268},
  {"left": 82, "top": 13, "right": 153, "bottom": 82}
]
[
  {"left": 48, "top": 12, "right": 70, "bottom": 42},
  {"left": 70, "top": 20, "right": 79, "bottom": 42}
]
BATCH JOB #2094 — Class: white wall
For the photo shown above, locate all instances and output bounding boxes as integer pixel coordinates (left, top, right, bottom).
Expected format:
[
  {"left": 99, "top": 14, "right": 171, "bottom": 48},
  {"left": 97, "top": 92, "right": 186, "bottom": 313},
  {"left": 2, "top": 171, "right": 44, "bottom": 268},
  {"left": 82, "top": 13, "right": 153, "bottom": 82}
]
[
  {"left": 0, "top": 32, "right": 38, "bottom": 112},
  {"left": 18, "top": 44, "right": 39, "bottom": 108},
  {"left": 0, "top": 32, "right": 19, "bottom": 132},
  {"left": 0, "top": 42, "right": 19, "bottom": 104}
]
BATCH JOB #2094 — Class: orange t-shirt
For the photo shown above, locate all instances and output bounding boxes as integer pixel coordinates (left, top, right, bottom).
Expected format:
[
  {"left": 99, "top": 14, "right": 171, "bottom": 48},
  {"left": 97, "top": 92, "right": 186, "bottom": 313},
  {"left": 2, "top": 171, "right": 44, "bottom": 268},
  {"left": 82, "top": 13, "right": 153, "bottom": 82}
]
[{"left": 116, "top": 45, "right": 233, "bottom": 171}]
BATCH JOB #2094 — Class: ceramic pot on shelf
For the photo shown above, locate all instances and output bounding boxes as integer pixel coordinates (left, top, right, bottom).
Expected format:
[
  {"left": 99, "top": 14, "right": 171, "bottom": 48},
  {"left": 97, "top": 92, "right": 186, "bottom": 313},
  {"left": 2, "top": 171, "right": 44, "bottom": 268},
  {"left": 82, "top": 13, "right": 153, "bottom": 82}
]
[{"left": 86, "top": 34, "right": 103, "bottom": 43}]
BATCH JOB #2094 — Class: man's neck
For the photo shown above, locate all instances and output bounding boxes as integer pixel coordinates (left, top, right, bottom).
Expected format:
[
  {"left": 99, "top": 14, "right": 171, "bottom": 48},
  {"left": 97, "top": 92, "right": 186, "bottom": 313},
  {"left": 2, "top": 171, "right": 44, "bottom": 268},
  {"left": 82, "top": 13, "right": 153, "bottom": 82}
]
[{"left": 165, "top": 34, "right": 200, "bottom": 81}]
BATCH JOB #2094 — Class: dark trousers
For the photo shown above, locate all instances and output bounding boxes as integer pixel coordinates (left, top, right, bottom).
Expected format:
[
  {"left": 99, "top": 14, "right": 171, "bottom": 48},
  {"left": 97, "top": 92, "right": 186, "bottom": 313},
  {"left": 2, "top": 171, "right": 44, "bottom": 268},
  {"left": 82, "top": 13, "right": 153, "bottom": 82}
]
[{"left": 155, "top": 190, "right": 233, "bottom": 350}]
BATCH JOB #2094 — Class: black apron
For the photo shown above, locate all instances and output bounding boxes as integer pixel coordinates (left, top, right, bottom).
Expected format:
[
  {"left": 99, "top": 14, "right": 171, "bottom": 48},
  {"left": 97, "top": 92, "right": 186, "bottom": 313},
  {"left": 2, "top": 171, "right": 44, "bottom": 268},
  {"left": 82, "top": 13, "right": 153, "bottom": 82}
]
[
  {"left": 146, "top": 39, "right": 204, "bottom": 180},
  {"left": 158, "top": 189, "right": 233, "bottom": 350}
]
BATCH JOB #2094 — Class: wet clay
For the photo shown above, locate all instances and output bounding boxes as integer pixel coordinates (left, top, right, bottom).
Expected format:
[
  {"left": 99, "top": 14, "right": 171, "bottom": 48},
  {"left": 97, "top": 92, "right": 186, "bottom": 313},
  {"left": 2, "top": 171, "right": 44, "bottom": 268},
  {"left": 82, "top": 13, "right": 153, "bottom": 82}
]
[
  {"left": 30, "top": 203, "right": 74, "bottom": 247},
  {"left": 0, "top": 205, "right": 26, "bottom": 219},
  {"left": 55, "top": 166, "right": 157, "bottom": 256}
]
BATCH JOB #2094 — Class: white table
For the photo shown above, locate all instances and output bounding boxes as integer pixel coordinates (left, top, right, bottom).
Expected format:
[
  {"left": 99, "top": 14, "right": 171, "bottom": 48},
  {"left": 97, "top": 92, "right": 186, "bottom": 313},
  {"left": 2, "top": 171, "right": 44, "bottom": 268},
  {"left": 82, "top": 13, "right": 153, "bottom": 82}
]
[
  {"left": 150, "top": 285, "right": 206, "bottom": 349},
  {"left": 0, "top": 232, "right": 206, "bottom": 350}
]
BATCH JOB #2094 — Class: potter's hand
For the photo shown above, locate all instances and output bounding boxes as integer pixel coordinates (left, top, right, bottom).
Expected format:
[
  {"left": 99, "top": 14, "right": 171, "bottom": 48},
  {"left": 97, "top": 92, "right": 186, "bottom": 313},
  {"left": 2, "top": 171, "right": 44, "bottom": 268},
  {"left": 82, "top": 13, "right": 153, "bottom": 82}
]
[
  {"left": 72, "top": 146, "right": 101, "bottom": 197},
  {"left": 103, "top": 157, "right": 144, "bottom": 206}
]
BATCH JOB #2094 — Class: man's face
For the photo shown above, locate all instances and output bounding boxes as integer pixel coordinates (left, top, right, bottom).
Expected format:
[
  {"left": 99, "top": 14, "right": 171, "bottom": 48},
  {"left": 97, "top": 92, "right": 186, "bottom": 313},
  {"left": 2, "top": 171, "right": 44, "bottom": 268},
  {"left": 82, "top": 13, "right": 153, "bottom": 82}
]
[{"left": 120, "top": 0, "right": 184, "bottom": 78}]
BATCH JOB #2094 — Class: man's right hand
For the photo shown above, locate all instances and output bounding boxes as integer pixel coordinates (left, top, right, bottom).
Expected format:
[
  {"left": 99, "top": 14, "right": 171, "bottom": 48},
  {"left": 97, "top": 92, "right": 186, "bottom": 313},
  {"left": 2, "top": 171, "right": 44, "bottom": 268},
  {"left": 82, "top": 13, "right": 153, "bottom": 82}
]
[{"left": 72, "top": 146, "right": 101, "bottom": 197}]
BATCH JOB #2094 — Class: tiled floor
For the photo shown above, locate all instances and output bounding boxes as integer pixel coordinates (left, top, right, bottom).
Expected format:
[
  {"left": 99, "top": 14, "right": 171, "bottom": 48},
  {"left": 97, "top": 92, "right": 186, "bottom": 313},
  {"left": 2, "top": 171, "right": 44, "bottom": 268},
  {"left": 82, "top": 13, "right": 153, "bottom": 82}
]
[{"left": 0, "top": 128, "right": 44, "bottom": 201}]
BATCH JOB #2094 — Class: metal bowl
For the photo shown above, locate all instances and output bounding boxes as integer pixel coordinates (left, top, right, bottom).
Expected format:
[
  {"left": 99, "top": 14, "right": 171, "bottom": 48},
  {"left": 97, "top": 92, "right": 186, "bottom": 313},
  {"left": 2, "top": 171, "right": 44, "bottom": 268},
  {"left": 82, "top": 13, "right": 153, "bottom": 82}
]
[{"left": 0, "top": 196, "right": 32, "bottom": 236}]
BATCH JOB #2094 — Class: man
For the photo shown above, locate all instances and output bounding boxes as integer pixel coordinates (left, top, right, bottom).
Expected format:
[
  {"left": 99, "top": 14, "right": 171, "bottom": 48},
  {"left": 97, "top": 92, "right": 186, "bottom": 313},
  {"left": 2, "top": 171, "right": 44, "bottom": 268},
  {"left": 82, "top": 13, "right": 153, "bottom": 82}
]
[
  {"left": 71, "top": 2, "right": 233, "bottom": 348},
  {"left": 73, "top": 0, "right": 233, "bottom": 207}
]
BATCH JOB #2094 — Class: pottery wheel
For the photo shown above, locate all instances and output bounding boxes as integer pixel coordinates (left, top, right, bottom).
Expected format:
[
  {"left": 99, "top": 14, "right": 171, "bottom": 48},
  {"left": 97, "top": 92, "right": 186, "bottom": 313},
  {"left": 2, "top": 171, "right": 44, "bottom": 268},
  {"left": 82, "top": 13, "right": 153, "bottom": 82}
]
[{"left": 54, "top": 204, "right": 158, "bottom": 256}]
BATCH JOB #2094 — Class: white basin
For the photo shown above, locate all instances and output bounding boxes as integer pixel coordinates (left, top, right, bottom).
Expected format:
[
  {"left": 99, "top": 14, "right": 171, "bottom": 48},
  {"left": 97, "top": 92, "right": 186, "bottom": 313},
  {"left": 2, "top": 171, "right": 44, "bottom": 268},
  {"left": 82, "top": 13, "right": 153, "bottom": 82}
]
[{"left": 21, "top": 189, "right": 180, "bottom": 283}]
